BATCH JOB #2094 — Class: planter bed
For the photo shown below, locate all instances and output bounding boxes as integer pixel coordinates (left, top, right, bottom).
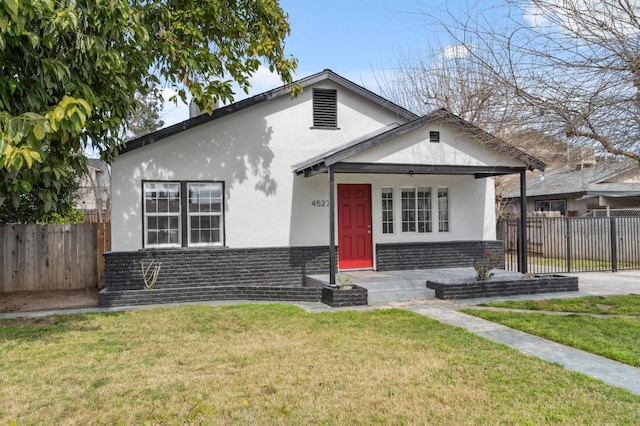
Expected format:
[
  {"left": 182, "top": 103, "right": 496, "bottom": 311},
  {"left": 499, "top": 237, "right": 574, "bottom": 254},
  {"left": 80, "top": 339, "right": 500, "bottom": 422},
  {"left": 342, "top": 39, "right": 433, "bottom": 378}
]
[
  {"left": 321, "top": 285, "right": 368, "bottom": 307},
  {"left": 426, "top": 274, "right": 578, "bottom": 300}
]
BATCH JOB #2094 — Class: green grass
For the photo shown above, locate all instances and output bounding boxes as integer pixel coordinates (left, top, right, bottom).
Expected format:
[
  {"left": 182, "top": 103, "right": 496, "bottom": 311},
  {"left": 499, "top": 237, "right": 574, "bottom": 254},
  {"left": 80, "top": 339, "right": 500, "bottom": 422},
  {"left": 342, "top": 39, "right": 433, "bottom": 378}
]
[
  {"left": 1, "top": 304, "right": 639, "bottom": 424},
  {"left": 479, "top": 294, "right": 640, "bottom": 316},
  {"left": 463, "top": 310, "right": 640, "bottom": 367}
]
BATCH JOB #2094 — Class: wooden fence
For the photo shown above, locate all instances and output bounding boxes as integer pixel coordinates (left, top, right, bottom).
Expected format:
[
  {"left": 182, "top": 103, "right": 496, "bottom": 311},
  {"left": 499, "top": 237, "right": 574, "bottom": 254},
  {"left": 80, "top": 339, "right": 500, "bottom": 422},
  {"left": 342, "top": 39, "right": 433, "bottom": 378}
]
[{"left": 0, "top": 223, "right": 111, "bottom": 293}]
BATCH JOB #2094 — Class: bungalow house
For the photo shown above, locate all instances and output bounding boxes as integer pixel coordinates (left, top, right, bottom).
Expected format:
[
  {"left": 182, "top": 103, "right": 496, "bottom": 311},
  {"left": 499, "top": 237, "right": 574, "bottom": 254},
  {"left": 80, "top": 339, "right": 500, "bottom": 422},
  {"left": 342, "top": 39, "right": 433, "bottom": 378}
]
[
  {"left": 502, "top": 158, "right": 640, "bottom": 217},
  {"left": 101, "top": 70, "right": 544, "bottom": 306}
]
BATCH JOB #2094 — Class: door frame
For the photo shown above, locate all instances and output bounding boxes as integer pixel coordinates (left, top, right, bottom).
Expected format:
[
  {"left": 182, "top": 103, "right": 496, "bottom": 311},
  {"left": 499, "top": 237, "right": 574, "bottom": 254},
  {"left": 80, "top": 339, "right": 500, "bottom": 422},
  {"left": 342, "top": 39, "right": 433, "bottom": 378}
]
[{"left": 337, "top": 183, "right": 373, "bottom": 270}]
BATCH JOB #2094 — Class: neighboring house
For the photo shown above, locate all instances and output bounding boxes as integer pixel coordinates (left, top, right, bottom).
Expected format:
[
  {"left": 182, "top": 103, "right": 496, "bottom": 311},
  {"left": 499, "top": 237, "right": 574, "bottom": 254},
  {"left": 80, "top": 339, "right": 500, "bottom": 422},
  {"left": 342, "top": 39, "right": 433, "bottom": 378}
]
[
  {"left": 502, "top": 159, "right": 640, "bottom": 217},
  {"left": 102, "top": 70, "right": 543, "bottom": 304},
  {"left": 77, "top": 159, "right": 111, "bottom": 222}
]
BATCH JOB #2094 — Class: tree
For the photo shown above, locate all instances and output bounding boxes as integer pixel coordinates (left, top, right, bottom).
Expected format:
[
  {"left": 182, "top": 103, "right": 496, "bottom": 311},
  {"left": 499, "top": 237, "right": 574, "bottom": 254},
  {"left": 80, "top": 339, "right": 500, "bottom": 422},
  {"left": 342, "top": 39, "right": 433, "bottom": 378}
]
[
  {"left": 0, "top": 0, "right": 298, "bottom": 216},
  {"left": 0, "top": 158, "right": 83, "bottom": 223},
  {"left": 126, "top": 91, "right": 165, "bottom": 139},
  {"left": 429, "top": 0, "right": 640, "bottom": 163}
]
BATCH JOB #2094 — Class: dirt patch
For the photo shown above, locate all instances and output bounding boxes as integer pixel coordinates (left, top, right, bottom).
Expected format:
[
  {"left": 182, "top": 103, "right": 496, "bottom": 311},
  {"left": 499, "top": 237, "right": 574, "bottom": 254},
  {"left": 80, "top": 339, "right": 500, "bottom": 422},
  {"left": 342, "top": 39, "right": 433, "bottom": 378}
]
[{"left": 0, "top": 288, "right": 99, "bottom": 313}]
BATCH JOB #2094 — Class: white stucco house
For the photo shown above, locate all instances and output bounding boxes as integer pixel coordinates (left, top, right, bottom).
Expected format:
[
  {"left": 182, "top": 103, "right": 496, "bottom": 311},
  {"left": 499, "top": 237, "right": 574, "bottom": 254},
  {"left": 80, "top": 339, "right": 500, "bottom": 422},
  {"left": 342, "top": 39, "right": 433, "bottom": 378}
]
[{"left": 101, "top": 70, "right": 543, "bottom": 306}]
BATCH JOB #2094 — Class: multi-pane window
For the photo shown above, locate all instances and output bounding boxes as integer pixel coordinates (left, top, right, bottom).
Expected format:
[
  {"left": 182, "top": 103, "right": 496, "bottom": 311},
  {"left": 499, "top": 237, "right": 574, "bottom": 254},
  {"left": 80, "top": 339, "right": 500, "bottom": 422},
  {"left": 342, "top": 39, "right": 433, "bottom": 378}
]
[
  {"left": 381, "top": 187, "right": 394, "bottom": 234},
  {"left": 144, "top": 182, "right": 181, "bottom": 247},
  {"left": 402, "top": 187, "right": 432, "bottom": 233},
  {"left": 188, "top": 183, "right": 223, "bottom": 245},
  {"left": 438, "top": 188, "right": 450, "bottom": 232},
  {"left": 143, "top": 181, "right": 224, "bottom": 248},
  {"left": 401, "top": 188, "right": 416, "bottom": 232},
  {"left": 417, "top": 187, "right": 432, "bottom": 232}
]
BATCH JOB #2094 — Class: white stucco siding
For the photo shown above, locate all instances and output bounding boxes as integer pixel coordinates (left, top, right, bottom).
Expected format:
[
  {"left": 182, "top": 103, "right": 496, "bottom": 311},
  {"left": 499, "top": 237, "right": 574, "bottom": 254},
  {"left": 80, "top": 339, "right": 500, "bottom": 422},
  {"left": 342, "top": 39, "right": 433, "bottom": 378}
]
[
  {"left": 111, "top": 83, "right": 406, "bottom": 251},
  {"left": 345, "top": 123, "right": 525, "bottom": 168},
  {"left": 288, "top": 173, "right": 496, "bottom": 247}
]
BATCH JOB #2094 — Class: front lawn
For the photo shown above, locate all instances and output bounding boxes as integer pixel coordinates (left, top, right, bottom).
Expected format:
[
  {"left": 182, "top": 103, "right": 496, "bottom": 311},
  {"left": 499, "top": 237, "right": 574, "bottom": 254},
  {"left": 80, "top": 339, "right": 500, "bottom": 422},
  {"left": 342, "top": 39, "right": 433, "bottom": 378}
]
[
  {"left": 1, "top": 304, "right": 639, "bottom": 424},
  {"left": 478, "top": 294, "right": 640, "bottom": 315}
]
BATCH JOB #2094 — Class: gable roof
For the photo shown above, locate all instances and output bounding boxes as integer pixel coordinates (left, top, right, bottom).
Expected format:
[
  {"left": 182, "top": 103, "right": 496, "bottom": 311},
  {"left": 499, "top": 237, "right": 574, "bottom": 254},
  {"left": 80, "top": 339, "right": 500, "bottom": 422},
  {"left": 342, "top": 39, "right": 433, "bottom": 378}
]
[
  {"left": 503, "top": 158, "right": 640, "bottom": 198},
  {"left": 120, "top": 69, "right": 418, "bottom": 154},
  {"left": 294, "top": 108, "right": 546, "bottom": 176}
]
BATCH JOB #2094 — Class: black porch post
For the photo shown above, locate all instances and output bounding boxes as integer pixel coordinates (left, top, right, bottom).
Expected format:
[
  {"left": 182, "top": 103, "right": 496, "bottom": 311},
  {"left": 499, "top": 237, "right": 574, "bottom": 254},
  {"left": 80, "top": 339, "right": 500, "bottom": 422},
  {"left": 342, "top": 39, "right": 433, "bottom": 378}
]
[
  {"left": 328, "top": 167, "right": 336, "bottom": 285},
  {"left": 519, "top": 170, "right": 528, "bottom": 274}
]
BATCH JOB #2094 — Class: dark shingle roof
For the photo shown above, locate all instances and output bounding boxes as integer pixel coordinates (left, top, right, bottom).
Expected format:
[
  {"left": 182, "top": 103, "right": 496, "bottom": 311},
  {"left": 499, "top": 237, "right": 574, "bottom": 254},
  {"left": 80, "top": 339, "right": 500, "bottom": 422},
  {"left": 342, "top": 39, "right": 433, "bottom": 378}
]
[{"left": 120, "top": 69, "right": 418, "bottom": 155}]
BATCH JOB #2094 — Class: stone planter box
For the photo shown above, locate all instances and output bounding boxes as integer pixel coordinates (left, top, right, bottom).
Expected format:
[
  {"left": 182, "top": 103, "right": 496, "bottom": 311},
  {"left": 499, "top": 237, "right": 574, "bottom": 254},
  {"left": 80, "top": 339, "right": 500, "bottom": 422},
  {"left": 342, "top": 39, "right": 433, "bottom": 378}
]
[
  {"left": 426, "top": 274, "right": 578, "bottom": 300},
  {"left": 321, "top": 285, "right": 368, "bottom": 307}
]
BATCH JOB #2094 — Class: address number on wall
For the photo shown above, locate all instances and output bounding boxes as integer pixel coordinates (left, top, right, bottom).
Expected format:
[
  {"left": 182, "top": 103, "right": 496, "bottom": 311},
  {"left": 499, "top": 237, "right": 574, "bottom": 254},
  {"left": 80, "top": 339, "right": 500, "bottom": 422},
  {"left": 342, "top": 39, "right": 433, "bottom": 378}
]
[{"left": 311, "top": 200, "right": 330, "bottom": 207}]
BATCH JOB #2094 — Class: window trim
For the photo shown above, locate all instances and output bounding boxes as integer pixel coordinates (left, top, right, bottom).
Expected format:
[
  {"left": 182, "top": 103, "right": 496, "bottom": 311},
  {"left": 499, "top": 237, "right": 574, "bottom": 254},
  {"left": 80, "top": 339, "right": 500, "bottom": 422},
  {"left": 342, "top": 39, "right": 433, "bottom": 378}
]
[
  {"left": 400, "top": 186, "right": 433, "bottom": 234},
  {"left": 143, "top": 181, "right": 182, "bottom": 248},
  {"left": 186, "top": 182, "right": 225, "bottom": 247},
  {"left": 142, "top": 180, "right": 225, "bottom": 249},
  {"left": 381, "top": 186, "right": 394, "bottom": 234},
  {"left": 438, "top": 187, "right": 450, "bottom": 233}
]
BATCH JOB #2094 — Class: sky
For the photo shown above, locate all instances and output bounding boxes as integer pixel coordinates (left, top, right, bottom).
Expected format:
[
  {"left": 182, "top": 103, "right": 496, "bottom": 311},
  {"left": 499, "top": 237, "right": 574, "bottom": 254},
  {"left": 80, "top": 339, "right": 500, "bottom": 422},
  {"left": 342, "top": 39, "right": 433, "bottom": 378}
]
[{"left": 160, "top": 0, "right": 519, "bottom": 126}]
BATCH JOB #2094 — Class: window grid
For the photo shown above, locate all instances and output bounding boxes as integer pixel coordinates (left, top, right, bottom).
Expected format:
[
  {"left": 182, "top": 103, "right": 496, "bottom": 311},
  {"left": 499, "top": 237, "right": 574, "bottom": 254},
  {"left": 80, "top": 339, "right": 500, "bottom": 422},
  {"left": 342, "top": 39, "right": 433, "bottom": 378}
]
[
  {"left": 417, "top": 187, "right": 432, "bottom": 233},
  {"left": 401, "top": 188, "right": 416, "bottom": 232},
  {"left": 438, "top": 187, "right": 450, "bottom": 232},
  {"left": 401, "top": 187, "right": 434, "bottom": 234},
  {"left": 144, "top": 182, "right": 181, "bottom": 247},
  {"left": 188, "top": 183, "right": 223, "bottom": 246},
  {"left": 381, "top": 187, "right": 394, "bottom": 234}
]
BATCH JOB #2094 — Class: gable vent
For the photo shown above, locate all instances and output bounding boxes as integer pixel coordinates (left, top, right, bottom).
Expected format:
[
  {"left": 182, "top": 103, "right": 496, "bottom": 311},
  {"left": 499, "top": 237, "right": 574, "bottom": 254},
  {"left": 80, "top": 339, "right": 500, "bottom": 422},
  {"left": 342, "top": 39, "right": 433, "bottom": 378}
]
[
  {"left": 429, "top": 131, "right": 440, "bottom": 143},
  {"left": 313, "top": 88, "right": 338, "bottom": 128}
]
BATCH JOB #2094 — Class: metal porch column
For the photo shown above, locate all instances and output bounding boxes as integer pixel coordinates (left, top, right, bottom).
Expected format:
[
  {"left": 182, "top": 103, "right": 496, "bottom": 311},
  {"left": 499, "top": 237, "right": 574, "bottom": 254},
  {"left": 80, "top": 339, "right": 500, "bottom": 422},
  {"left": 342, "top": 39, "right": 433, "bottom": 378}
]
[
  {"left": 518, "top": 170, "right": 528, "bottom": 274},
  {"left": 328, "top": 167, "right": 336, "bottom": 285}
]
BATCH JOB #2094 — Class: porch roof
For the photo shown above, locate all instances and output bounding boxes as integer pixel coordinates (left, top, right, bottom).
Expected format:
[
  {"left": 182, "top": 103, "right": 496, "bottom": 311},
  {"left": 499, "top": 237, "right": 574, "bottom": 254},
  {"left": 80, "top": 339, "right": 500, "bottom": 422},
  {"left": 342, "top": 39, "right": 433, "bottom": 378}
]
[{"left": 293, "top": 109, "right": 546, "bottom": 178}]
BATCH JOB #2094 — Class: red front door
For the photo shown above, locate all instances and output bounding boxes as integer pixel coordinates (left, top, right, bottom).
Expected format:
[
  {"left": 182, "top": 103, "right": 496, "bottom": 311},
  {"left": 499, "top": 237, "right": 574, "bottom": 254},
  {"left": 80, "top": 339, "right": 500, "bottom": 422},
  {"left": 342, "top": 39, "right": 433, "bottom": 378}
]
[{"left": 338, "top": 184, "right": 373, "bottom": 269}]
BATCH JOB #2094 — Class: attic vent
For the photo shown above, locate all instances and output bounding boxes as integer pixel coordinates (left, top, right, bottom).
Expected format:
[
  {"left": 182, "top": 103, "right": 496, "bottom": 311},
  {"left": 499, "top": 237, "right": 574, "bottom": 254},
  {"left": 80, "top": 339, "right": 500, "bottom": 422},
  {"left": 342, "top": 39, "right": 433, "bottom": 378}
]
[
  {"left": 429, "top": 131, "right": 440, "bottom": 143},
  {"left": 313, "top": 88, "right": 338, "bottom": 128}
]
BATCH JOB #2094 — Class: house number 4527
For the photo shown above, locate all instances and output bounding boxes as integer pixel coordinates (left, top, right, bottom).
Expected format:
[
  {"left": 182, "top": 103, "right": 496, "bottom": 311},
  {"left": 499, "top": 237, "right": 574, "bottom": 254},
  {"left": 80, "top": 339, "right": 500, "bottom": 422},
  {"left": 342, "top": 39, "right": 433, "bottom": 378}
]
[{"left": 311, "top": 200, "right": 330, "bottom": 207}]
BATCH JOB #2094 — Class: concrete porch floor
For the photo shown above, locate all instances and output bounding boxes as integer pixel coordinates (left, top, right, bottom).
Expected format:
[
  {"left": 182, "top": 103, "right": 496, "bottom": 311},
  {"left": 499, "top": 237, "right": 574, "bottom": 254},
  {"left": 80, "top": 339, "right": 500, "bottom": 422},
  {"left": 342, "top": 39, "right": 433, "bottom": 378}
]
[{"left": 307, "top": 268, "right": 524, "bottom": 303}]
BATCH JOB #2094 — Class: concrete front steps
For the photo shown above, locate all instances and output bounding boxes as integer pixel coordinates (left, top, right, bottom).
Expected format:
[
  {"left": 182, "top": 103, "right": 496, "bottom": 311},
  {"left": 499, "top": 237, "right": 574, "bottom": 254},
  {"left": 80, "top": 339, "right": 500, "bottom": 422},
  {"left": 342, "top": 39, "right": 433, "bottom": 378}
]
[{"left": 306, "top": 270, "right": 433, "bottom": 303}]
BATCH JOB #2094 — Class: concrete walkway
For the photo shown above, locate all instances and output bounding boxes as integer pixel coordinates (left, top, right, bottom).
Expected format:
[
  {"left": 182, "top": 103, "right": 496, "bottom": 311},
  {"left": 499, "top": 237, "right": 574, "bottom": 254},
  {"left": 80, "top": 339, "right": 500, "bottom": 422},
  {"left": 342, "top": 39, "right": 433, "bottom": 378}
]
[
  {"left": 403, "top": 303, "right": 640, "bottom": 396},
  {"left": 2, "top": 270, "right": 640, "bottom": 395}
]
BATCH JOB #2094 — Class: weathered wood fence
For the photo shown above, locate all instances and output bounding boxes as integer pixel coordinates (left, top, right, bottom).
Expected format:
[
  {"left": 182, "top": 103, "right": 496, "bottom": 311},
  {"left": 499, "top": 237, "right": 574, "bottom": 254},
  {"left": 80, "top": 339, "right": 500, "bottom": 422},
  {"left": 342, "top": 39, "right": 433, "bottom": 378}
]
[{"left": 0, "top": 223, "right": 111, "bottom": 293}]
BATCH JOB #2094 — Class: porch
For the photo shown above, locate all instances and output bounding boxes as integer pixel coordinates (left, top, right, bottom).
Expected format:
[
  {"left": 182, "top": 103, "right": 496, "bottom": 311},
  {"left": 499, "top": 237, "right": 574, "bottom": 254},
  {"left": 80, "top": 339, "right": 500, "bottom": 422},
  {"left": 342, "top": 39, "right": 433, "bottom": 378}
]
[{"left": 307, "top": 267, "right": 526, "bottom": 303}]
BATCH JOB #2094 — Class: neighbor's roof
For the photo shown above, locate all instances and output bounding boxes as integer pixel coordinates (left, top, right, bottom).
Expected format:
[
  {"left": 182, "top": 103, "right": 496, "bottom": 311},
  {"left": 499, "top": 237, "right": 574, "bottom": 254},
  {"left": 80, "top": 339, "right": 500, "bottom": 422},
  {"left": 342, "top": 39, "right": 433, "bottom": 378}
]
[
  {"left": 120, "top": 69, "right": 418, "bottom": 154},
  {"left": 503, "top": 158, "right": 640, "bottom": 198},
  {"left": 293, "top": 108, "right": 546, "bottom": 175}
]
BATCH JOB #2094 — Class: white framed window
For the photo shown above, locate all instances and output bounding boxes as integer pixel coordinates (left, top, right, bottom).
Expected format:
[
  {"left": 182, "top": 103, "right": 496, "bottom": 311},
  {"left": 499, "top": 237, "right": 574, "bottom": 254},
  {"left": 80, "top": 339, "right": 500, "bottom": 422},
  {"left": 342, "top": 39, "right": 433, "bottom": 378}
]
[
  {"left": 401, "top": 187, "right": 432, "bottom": 233},
  {"left": 143, "top": 181, "right": 225, "bottom": 248},
  {"left": 188, "top": 182, "right": 223, "bottom": 246},
  {"left": 381, "top": 187, "right": 394, "bottom": 234},
  {"left": 144, "top": 182, "right": 181, "bottom": 247},
  {"left": 438, "top": 187, "right": 450, "bottom": 232},
  {"left": 417, "top": 187, "right": 432, "bottom": 233}
]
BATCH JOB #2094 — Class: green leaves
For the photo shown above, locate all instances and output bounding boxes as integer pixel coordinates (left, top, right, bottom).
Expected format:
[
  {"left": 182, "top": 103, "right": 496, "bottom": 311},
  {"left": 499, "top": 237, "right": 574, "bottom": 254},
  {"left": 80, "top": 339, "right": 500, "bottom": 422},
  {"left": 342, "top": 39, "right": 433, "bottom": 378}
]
[{"left": 0, "top": 0, "right": 297, "bottom": 221}]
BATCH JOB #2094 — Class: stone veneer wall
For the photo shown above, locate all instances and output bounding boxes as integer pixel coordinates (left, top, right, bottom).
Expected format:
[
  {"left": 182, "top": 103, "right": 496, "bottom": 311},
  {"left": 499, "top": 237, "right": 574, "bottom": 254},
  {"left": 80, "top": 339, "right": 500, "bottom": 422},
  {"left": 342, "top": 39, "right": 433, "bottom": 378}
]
[
  {"left": 375, "top": 241, "right": 505, "bottom": 271},
  {"left": 103, "top": 246, "right": 331, "bottom": 290}
]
